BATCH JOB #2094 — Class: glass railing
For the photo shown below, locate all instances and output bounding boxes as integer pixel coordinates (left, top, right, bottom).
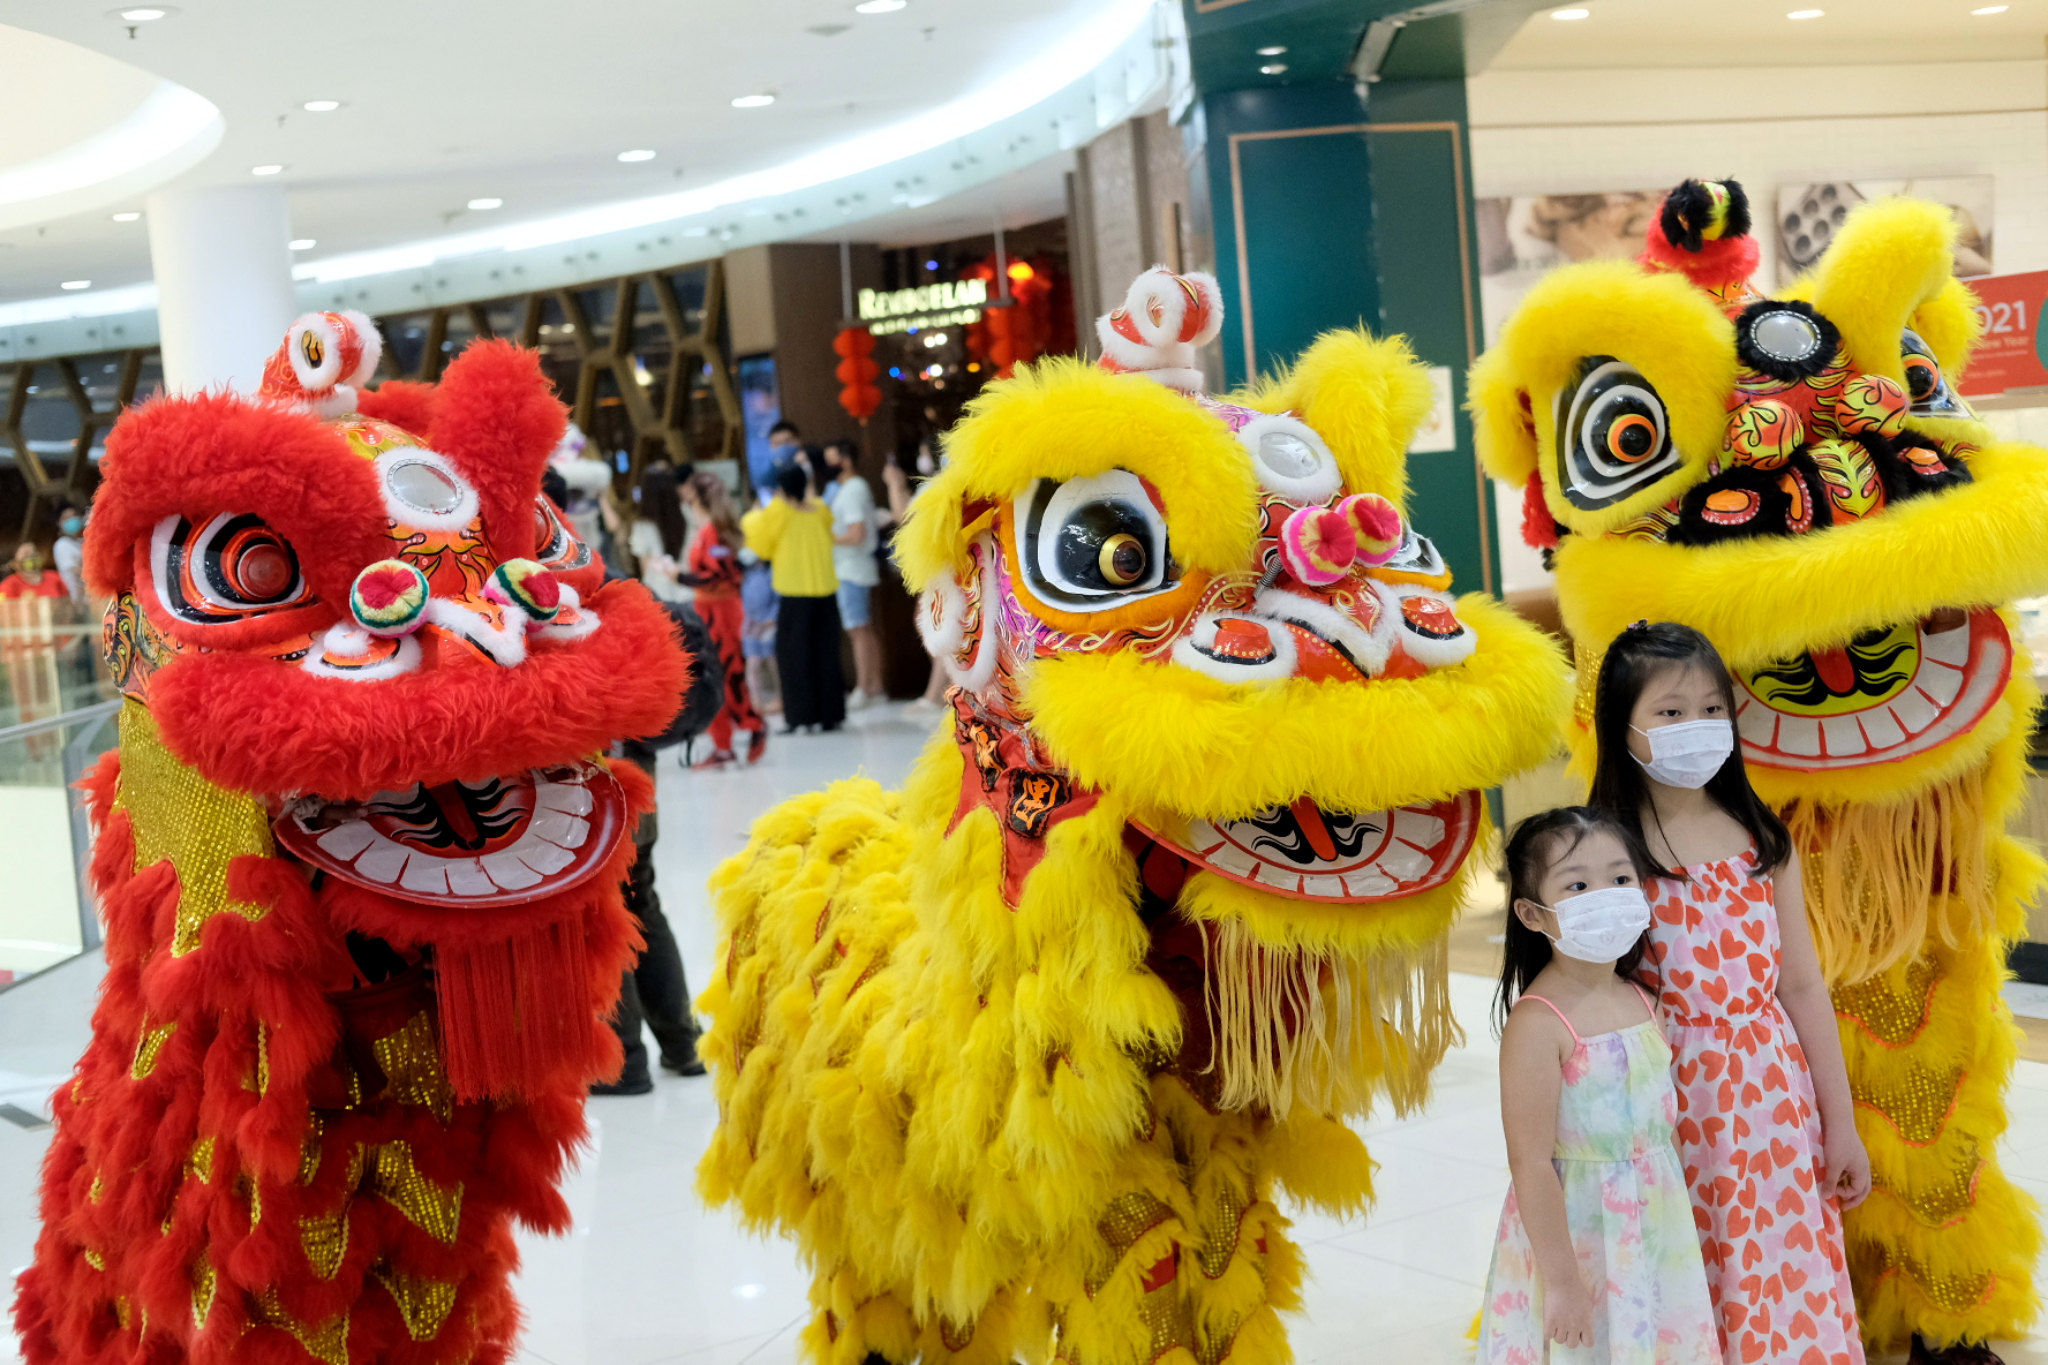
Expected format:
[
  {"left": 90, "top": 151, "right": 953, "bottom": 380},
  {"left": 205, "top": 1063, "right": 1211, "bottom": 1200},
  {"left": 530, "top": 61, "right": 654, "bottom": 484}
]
[{"left": 0, "top": 593, "right": 121, "bottom": 990}]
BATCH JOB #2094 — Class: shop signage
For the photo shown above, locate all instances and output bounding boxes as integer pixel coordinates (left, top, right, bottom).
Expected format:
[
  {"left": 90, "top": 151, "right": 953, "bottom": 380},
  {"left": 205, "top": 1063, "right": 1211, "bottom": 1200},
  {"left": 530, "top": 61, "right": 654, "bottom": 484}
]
[
  {"left": 1959, "top": 269, "right": 2048, "bottom": 397},
  {"left": 858, "top": 278, "right": 989, "bottom": 336}
]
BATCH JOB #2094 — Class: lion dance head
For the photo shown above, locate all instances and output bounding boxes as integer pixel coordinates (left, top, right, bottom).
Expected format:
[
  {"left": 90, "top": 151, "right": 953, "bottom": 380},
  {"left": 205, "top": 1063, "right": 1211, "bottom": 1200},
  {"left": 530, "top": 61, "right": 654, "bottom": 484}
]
[
  {"left": 14, "top": 313, "right": 685, "bottom": 1364},
  {"left": 895, "top": 268, "right": 1569, "bottom": 1114}
]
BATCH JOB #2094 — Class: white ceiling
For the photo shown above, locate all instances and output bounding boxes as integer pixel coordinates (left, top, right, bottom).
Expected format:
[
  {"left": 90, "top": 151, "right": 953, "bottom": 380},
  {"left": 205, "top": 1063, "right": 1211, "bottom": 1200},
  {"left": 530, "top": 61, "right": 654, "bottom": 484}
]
[
  {"left": 0, "top": 0, "right": 1119, "bottom": 305},
  {"left": 1494, "top": 0, "right": 2048, "bottom": 69}
]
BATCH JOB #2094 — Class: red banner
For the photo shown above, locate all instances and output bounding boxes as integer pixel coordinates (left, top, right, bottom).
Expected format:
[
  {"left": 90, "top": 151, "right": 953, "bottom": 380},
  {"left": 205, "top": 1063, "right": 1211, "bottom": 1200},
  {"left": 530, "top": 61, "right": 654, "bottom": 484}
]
[{"left": 1960, "top": 269, "right": 2048, "bottom": 397}]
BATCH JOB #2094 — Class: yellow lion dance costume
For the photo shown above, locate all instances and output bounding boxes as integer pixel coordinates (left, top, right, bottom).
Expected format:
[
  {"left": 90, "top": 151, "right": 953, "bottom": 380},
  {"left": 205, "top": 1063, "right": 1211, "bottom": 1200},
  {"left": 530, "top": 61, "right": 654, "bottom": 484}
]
[
  {"left": 697, "top": 269, "right": 1570, "bottom": 1363},
  {"left": 1473, "top": 179, "right": 2048, "bottom": 1359}
]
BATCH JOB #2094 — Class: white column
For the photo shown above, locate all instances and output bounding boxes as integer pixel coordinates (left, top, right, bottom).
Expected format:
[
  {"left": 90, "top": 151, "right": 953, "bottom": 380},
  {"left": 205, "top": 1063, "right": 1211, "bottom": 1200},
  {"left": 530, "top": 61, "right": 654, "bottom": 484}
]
[{"left": 144, "top": 184, "right": 297, "bottom": 394}]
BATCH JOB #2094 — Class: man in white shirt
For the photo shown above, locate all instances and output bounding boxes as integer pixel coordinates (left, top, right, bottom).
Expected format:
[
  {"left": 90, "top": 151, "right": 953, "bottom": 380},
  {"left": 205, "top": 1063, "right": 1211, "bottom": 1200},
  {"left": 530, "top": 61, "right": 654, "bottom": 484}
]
[
  {"left": 52, "top": 505, "right": 85, "bottom": 603},
  {"left": 820, "top": 440, "right": 885, "bottom": 708}
]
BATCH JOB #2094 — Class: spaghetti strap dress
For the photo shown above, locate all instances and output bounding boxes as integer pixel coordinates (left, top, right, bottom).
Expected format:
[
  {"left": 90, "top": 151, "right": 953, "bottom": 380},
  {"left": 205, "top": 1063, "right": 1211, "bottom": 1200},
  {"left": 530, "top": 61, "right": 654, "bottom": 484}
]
[
  {"left": 1643, "top": 853, "right": 1864, "bottom": 1365},
  {"left": 1480, "top": 987, "right": 1720, "bottom": 1364}
]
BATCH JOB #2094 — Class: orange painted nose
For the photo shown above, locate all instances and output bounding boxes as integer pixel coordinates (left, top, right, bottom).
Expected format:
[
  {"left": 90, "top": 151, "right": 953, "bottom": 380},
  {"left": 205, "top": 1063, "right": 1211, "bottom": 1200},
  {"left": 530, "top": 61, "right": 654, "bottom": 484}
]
[{"left": 1209, "top": 617, "right": 1275, "bottom": 660}]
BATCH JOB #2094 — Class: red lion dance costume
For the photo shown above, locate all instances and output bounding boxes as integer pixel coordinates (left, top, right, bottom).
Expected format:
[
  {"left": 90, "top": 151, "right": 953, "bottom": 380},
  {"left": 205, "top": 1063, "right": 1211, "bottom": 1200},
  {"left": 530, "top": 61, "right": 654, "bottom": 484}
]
[{"left": 13, "top": 312, "right": 686, "bottom": 1364}]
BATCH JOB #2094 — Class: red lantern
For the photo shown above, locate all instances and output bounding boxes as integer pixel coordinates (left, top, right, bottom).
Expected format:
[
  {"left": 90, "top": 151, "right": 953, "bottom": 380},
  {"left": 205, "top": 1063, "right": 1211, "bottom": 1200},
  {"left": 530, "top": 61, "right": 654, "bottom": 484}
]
[{"left": 833, "top": 326, "right": 881, "bottom": 421}]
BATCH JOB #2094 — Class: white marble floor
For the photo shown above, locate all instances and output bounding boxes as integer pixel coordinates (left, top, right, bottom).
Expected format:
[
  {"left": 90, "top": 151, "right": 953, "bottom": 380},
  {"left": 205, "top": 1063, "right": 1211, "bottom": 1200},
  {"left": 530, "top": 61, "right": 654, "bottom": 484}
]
[{"left": 5, "top": 700, "right": 2048, "bottom": 1363}]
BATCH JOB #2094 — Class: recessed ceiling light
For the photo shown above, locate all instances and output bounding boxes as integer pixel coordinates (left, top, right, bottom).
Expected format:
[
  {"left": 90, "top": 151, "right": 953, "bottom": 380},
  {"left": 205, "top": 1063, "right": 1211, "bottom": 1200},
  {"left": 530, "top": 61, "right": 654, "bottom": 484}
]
[
  {"left": 1256, "top": 45, "right": 1287, "bottom": 55},
  {"left": 617, "top": 149, "right": 657, "bottom": 163},
  {"left": 111, "top": 211, "right": 141, "bottom": 223},
  {"left": 467, "top": 197, "right": 503, "bottom": 211},
  {"left": 250, "top": 164, "right": 285, "bottom": 176},
  {"left": 111, "top": 6, "right": 172, "bottom": 21},
  {"left": 1787, "top": 7, "right": 1824, "bottom": 16},
  {"left": 854, "top": 0, "right": 907, "bottom": 12},
  {"left": 60, "top": 280, "right": 91, "bottom": 291},
  {"left": 731, "top": 93, "right": 776, "bottom": 108},
  {"left": 1550, "top": 7, "right": 1591, "bottom": 17},
  {"left": 1259, "top": 62, "right": 1288, "bottom": 74},
  {"left": 1972, "top": 3, "right": 2009, "bottom": 12},
  {"left": 302, "top": 99, "right": 343, "bottom": 113},
  {"left": 288, "top": 238, "right": 317, "bottom": 250}
]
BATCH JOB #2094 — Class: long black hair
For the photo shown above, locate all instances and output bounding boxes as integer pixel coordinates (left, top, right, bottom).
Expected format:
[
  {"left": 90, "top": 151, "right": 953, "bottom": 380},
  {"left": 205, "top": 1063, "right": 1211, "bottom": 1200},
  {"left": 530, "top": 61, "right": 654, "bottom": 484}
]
[
  {"left": 639, "top": 463, "right": 688, "bottom": 559},
  {"left": 1586, "top": 621, "right": 1790, "bottom": 874},
  {"left": 1493, "top": 805, "right": 1659, "bottom": 1035}
]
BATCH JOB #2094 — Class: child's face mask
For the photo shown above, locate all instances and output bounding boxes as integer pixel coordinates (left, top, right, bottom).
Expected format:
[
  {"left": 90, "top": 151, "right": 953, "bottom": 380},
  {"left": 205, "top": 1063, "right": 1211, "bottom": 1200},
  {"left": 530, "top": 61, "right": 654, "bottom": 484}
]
[
  {"left": 1542, "top": 886, "right": 1652, "bottom": 963},
  {"left": 1631, "top": 718, "right": 1733, "bottom": 789}
]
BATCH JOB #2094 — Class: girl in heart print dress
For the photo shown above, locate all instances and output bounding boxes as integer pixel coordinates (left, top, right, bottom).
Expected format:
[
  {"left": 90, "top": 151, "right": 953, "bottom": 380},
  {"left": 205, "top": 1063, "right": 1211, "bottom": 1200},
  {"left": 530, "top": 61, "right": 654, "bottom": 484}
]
[{"left": 1590, "top": 624, "right": 1870, "bottom": 1365}]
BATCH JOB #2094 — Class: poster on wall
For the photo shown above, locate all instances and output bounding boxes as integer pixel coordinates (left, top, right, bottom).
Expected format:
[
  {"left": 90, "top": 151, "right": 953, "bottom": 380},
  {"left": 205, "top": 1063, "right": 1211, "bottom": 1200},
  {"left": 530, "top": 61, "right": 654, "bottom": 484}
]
[
  {"left": 1475, "top": 190, "right": 1665, "bottom": 347},
  {"left": 1777, "top": 177, "right": 1994, "bottom": 279}
]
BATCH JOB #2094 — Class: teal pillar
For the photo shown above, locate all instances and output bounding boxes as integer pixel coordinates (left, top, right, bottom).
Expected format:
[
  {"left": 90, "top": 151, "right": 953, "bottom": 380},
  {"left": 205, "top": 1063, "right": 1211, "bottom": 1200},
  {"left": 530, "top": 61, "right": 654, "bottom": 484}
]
[{"left": 1182, "top": 1, "right": 1514, "bottom": 594}]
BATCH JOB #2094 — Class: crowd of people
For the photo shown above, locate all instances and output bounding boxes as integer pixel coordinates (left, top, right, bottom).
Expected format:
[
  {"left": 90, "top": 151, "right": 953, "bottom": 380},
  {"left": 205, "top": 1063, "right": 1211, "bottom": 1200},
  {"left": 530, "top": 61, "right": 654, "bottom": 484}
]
[{"left": 577, "top": 417, "right": 938, "bottom": 1094}]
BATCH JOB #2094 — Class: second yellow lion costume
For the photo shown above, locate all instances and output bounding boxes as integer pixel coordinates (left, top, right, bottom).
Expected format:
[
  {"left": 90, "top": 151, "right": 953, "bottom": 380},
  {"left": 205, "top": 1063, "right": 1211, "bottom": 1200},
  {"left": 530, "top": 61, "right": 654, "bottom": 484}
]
[
  {"left": 697, "top": 269, "right": 1570, "bottom": 1362},
  {"left": 1473, "top": 179, "right": 2048, "bottom": 1357}
]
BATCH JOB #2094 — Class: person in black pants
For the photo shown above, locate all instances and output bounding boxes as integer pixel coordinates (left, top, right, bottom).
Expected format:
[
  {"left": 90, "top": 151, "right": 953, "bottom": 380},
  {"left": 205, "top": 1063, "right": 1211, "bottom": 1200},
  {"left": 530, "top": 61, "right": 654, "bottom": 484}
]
[
  {"left": 743, "top": 460, "right": 845, "bottom": 733},
  {"left": 591, "top": 745, "right": 705, "bottom": 1095}
]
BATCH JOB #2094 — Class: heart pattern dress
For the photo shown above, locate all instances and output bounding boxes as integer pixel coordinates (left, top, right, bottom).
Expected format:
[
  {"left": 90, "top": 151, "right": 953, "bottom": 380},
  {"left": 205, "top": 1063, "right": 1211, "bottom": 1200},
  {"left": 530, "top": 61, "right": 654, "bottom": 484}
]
[{"left": 1643, "top": 853, "right": 1865, "bottom": 1365}]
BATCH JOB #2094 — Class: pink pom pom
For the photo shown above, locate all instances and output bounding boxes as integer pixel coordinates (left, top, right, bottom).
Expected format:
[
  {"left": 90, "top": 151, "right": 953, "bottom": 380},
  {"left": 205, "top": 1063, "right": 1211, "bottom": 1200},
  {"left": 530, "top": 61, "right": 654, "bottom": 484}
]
[
  {"left": 1340, "top": 493, "right": 1404, "bottom": 565},
  {"left": 1280, "top": 505, "right": 1357, "bottom": 587}
]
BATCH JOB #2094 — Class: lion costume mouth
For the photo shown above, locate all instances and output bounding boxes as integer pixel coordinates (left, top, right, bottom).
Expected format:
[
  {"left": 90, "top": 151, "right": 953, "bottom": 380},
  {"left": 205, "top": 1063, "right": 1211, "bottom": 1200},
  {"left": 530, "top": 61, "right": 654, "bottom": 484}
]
[
  {"left": 1734, "top": 607, "right": 2010, "bottom": 770},
  {"left": 275, "top": 759, "right": 629, "bottom": 905},
  {"left": 1133, "top": 790, "right": 1480, "bottom": 902}
]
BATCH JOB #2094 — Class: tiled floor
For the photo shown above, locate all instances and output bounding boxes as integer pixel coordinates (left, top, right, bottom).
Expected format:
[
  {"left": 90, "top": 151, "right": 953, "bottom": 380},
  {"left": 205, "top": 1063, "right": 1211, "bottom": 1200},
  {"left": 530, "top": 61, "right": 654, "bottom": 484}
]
[{"left": 5, "top": 701, "right": 2048, "bottom": 1363}]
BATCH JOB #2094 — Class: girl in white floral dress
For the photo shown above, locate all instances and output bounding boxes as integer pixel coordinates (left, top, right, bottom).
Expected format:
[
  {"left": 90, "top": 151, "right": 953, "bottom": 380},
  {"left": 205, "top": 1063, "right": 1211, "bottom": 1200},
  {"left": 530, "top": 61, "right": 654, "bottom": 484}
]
[{"left": 1481, "top": 806, "right": 1719, "bottom": 1364}]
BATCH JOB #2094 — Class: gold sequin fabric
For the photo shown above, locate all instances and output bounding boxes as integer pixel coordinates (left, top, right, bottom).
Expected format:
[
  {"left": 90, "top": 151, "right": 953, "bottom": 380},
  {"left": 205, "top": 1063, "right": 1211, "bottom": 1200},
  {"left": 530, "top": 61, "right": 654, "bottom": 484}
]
[
  {"left": 371, "top": 1140, "right": 464, "bottom": 1243},
  {"left": 300, "top": 1208, "right": 350, "bottom": 1279},
  {"left": 1886, "top": 1138, "right": 1983, "bottom": 1227},
  {"left": 1886, "top": 1254, "right": 1995, "bottom": 1316},
  {"left": 1195, "top": 1183, "right": 1249, "bottom": 1280},
  {"left": 114, "top": 702, "right": 274, "bottom": 957},
  {"left": 1855, "top": 1062, "right": 1964, "bottom": 1145},
  {"left": 374, "top": 1266, "right": 459, "bottom": 1342},
  {"left": 1837, "top": 958, "right": 1941, "bottom": 1047},
  {"left": 186, "top": 1136, "right": 216, "bottom": 1183},
  {"left": 252, "top": 1288, "right": 351, "bottom": 1365},
  {"left": 1088, "top": 1191, "right": 1173, "bottom": 1294},
  {"left": 371, "top": 1013, "right": 454, "bottom": 1121},
  {"left": 190, "top": 1253, "right": 216, "bottom": 1328},
  {"left": 130, "top": 1017, "right": 176, "bottom": 1078}
]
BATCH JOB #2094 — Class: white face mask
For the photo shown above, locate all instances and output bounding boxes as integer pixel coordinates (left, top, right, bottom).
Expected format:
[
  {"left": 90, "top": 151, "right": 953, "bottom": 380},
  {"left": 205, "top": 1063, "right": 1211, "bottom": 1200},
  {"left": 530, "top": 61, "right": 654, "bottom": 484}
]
[
  {"left": 1542, "top": 886, "right": 1652, "bottom": 963},
  {"left": 1632, "top": 718, "right": 1734, "bottom": 789}
]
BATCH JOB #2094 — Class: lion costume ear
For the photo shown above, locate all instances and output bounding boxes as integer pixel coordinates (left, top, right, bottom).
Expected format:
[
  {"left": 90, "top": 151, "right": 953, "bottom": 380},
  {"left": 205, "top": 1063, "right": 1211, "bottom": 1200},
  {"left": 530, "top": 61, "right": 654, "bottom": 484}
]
[
  {"left": 1804, "top": 197, "right": 1964, "bottom": 383},
  {"left": 1239, "top": 330, "right": 1435, "bottom": 511}
]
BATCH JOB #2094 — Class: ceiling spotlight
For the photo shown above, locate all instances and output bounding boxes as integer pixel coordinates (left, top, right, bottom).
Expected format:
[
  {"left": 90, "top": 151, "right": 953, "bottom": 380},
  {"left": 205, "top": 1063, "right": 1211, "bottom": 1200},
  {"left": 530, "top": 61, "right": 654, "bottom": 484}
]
[
  {"left": 288, "top": 238, "right": 317, "bottom": 250},
  {"left": 1256, "top": 45, "right": 1287, "bottom": 55},
  {"left": 731, "top": 93, "right": 776, "bottom": 108},
  {"left": 1550, "top": 6, "right": 1591, "bottom": 17},
  {"left": 112, "top": 6, "right": 172, "bottom": 20},
  {"left": 1972, "top": 3, "right": 2009, "bottom": 11},
  {"left": 301, "top": 99, "right": 342, "bottom": 112},
  {"left": 467, "top": 197, "right": 503, "bottom": 211},
  {"left": 250, "top": 164, "right": 285, "bottom": 176},
  {"left": 854, "top": 0, "right": 907, "bottom": 11},
  {"left": 1259, "top": 62, "right": 1288, "bottom": 74},
  {"left": 617, "top": 148, "right": 657, "bottom": 162},
  {"left": 111, "top": 211, "right": 141, "bottom": 223},
  {"left": 60, "top": 280, "right": 92, "bottom": 291},
  {"left": 1787, "top": 7, "right": 1824, "bottom": 16}
]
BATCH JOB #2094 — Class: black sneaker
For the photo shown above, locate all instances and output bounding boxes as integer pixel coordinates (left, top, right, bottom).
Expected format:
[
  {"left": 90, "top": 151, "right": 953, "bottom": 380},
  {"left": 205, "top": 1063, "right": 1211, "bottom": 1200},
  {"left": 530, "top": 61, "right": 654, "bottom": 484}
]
[
  {"left": 661, "top": 1051, "right": 708, "bottom": 1078},
  {"left": 590, "top": 1073, "right": 654, "bottom": 1096}
]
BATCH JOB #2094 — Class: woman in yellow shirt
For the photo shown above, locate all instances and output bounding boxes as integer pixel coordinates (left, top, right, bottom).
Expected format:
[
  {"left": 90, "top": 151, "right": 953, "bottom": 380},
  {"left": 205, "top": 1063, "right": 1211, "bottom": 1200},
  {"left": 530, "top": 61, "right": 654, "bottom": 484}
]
[{"left": 742, "top": 462, "right": 845, "bottom": 732}]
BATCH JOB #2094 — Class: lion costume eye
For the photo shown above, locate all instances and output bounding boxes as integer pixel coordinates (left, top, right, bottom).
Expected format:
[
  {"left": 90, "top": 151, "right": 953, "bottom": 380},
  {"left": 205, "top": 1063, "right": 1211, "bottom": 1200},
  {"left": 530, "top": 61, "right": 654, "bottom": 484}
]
[
  {"left": 1900, "top": 329, "right": 1966, "bottom": 416},
  {"left": 534, "top": 495, "right": 593, "bottom": 572},
  {"left": 1017, "top": 471, "right": 1173, "bottom": 608},
  {"left": 151, "top": 512, "right": 313, "bottom": 624},
  {"left": 1554, "top": 356, "right": 1681, "bottom": 510}
]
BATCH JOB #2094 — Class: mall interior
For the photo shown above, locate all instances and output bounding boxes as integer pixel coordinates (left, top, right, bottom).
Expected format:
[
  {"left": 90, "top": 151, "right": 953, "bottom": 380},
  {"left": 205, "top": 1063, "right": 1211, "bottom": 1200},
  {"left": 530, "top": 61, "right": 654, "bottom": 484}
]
[{"left": 3, "top": 1, "right": 2048, "bottom": 1363}]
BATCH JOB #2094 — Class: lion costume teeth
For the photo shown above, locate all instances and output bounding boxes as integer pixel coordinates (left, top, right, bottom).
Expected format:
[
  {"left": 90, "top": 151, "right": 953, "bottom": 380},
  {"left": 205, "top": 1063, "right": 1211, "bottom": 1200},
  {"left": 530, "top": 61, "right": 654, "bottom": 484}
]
[
  {"left": 13, "top": 316, "right": 688, "bottom": 1365},
  {"left": 1473, "top": 178, "right": 2048, "bottom": 1352},
  {"left": 696, "top": 268, "right": 1571, "bottom": 1364}
]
